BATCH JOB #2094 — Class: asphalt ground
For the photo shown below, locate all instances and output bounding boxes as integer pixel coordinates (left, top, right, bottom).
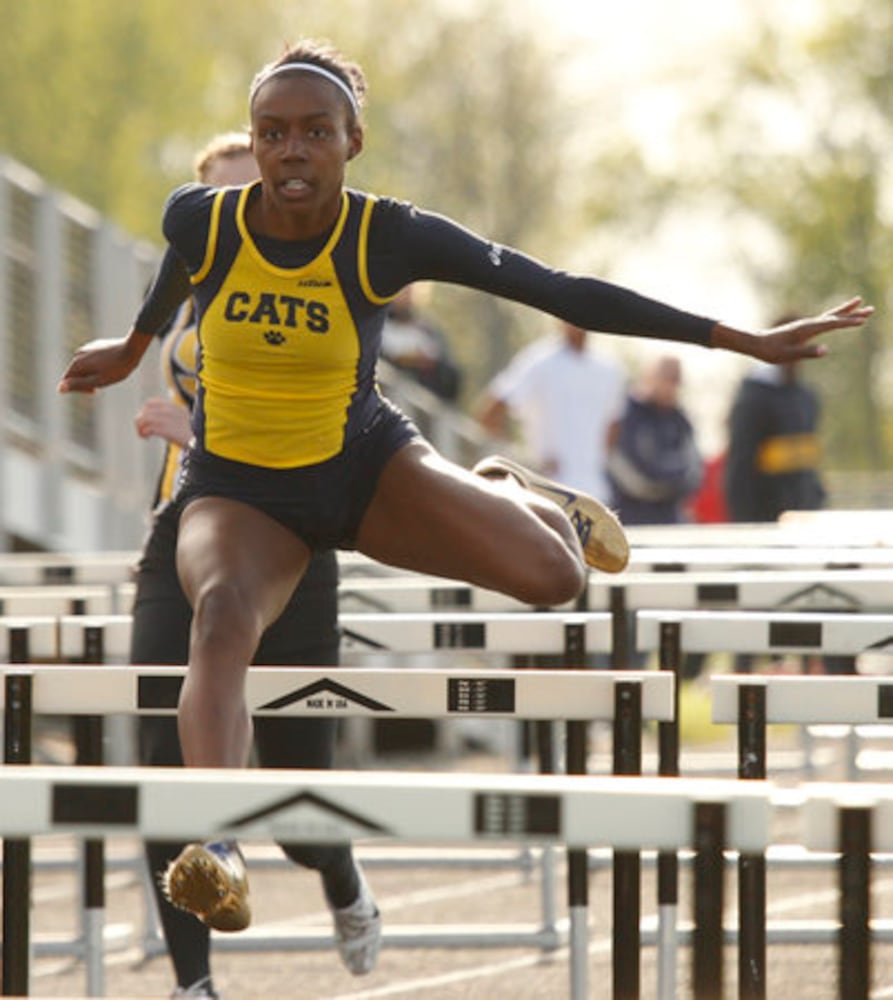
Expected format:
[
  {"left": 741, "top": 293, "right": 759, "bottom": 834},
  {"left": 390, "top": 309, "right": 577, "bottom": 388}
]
[{"left": 13, "top": 725, "right": 893, "bottom": 999}]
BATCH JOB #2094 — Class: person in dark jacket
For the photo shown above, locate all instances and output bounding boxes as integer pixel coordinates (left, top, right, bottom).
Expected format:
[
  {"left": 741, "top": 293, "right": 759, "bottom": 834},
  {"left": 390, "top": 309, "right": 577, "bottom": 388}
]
[
  {"left": 724, "top": 358, "right": 825, "bottom": 522},
  {"left": 607, "top": 354, "right": 702, "bottom": 524}
]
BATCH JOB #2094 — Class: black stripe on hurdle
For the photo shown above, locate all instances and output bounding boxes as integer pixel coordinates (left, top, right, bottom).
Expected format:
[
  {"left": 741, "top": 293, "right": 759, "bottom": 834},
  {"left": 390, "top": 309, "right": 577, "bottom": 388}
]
[
  {"left": 473, "top": 792, "right": 561, "bottom": 836},
  {"left": 697, "top": 583, "right": 739, "bottom": 605},
  {"left": 877, "top": 684, "right": 893, "bottom": 719},
  {"left": 430, "top": 586, "right": 473, "bottom": 608},
  {"left": 768, "top": 620, "right": 823, "bottom": 648},
  {"left": 434, "top": 622, "right": 486, "bottom": 648},
  {"left": 52, "top": 783, "right": 138, "bottom": 825},
  {"left": 138, "top": 674, "right": 183, "bottom": 709}
]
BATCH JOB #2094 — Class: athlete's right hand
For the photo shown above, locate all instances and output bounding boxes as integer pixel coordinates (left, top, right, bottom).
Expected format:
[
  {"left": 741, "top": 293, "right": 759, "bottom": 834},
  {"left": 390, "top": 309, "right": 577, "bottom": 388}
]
[{"left": 58, "top": 331, "right": 152, "bottom": 394}]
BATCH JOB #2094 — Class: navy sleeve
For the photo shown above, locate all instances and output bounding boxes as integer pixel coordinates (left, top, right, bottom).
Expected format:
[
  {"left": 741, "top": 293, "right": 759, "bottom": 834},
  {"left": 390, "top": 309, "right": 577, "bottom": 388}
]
[
  {"left": 133, "top": 246, "right": 191, "bottom": 335},
  {"left": 366, "top": 198, "right": 716, "bottom": 347},
  {"left": 132, "top": 184, "right": 217, "bottom": 334},
  {"left": 161, "top": 183, "right": 217, "bottom": 270}
]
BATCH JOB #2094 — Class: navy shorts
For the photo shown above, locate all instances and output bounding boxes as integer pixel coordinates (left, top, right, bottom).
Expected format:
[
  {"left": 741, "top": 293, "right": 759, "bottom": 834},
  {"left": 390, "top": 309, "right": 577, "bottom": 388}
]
[{"left": 176, "top": 396, "right": 420, "bottom": 551}]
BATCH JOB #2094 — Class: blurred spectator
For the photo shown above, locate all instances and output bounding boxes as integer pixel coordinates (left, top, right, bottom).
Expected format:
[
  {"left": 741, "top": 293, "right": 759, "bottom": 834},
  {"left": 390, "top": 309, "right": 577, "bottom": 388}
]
[
  {"left": 724, "top": 356, "right": 825, "bottom": 522},
  {"left": 607, "top": 354, "right": 702, "bottom": 524},
  {"left": 380, "top": 284, "right": 462, "bottom": 402},
  {"left": 477, "top": 320, "right": 627, "bottom": 502}
]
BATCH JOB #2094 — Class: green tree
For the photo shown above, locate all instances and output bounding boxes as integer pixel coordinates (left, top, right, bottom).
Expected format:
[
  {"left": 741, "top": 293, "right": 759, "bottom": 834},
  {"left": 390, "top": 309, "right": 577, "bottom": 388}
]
[
  {"left": 673, "top": 4, "right": 893, "bottom": 469},
  {"left": 0, "top": 0, "right": 671, "bottom": 401}
]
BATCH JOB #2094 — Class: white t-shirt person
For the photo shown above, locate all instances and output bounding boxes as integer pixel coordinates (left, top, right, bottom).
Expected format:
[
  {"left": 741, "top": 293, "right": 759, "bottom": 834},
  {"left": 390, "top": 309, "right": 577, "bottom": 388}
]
[{"left": 480, "top": 322, "right": 627, "bottom": 502}]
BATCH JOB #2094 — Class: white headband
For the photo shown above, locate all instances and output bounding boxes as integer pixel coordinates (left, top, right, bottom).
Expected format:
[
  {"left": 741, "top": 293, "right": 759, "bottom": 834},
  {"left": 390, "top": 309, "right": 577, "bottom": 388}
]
[{"left": 249, "top": 62, "right": 359, "bottom": 116}]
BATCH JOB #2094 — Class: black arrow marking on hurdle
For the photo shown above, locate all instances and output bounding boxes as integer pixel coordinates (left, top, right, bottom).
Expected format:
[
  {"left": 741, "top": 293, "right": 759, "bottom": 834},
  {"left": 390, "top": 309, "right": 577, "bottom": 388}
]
[
  {"left": 775, "top": 583, "right": 862, "bottom": 612},
  {"left": 223, "top": 790, "right": 392, "bottom": 834},
  {"left": 339, "top": 590, "right": 393, "bottom": 612},
  {"left": 864, "top": 634, "right": 893, "bottom": 652},
  {"left": 257, "top": 678, "right": 394, "bottom": 712},
  {"left": 340, "top": 627, "right": 389, "bottom": 650}
]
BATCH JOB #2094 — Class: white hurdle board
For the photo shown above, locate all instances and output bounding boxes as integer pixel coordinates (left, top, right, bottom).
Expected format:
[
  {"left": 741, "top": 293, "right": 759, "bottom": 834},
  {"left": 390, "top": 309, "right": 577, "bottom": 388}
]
[
  {"left": 0, "top": 766, "right": 771, "bottom": 850},
  {"left": 636, "top": 610, "right": 893, "bottom": 655},
  {"left": 802, "top": 782, "right": 893, "bottom": 851},
  {"left": 595, "top": 568, "right": 893, "bottom": 613},
  {"left": 0, "top": 585, "right": 115, "bottom": 616},
  {"left": 712, "top": 676, "right": 893, "bottom": 726},
  {"left": 0, "top": 617, "right": 57, "bottom": 659},
  {"left": 627, "top": 545, "right": 893, "bottom": 573},
  {"left": 0, "top": 665, "right": 673, "bottom": 721},
  {"left": 0, "top": 551, "right": 137, "bottom": 586},
  {"left": 338, "top": 567, "right": 893, "bottom": 615},
  {"left": 55, "top": 611, "right": 615, "bottom": 661}
]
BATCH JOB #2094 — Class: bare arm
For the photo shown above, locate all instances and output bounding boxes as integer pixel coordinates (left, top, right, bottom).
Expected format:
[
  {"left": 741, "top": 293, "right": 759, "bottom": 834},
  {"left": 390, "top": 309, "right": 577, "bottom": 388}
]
[
  {"left": 57, "top": 327, "right": 154, "bottom": 394},
  {"left": 710, "top": 298, "right": 873, "bottom": 362}
]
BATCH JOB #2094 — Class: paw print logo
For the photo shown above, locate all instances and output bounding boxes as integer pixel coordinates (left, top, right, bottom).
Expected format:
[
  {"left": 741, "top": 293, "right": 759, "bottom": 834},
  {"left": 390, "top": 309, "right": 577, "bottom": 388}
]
[{"left": 264, "top": 330, "right": 286, "bottom": 346}]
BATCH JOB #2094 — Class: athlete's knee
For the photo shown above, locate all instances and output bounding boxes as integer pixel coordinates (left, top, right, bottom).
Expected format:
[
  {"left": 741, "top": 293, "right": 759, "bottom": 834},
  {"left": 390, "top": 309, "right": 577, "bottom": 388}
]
[
  {"left": 191, "top": 579, "right": 263, "bottom": 647},
  {"left": 514, "top": 545, "right": 586, "bottom": 607}
]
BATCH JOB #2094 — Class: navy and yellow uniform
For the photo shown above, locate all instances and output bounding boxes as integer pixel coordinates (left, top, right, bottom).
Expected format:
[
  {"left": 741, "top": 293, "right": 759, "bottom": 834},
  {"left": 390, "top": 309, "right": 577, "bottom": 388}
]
[
  {"left": 148, "top": 301, "right": 197, "bottom": 510},
  {"left": 138, "top": 180, "right": 717, "bottom": 549}
]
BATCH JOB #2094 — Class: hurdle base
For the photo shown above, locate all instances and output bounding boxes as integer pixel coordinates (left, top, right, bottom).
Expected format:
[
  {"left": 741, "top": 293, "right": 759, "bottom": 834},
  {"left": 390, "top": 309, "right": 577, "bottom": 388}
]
[
  {"left": 638, "top": 917, "right": 893, "bottom": 946},
  {"left": 184, "top": 921, "right": 569, "bottom": 953},
  {"left": 28, "top": 922, "right": 132, "bottom": 957}
]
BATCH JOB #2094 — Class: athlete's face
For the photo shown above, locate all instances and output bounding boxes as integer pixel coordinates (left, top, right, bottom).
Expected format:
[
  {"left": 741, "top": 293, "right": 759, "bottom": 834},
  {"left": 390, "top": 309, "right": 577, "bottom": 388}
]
[{"left": 250, "top": 73, "right": 363, "bottom": 234}]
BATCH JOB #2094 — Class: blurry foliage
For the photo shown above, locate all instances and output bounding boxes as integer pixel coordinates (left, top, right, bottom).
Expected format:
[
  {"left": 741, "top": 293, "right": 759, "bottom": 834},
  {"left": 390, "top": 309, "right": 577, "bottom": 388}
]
[
  {"left": 672, "top": 2, "right": 893, "bottom": 470},
  {"left": 0, "top": 0, "right": 644, "bottom": 399},
  {"left": 5, "top": 0, "right": 892, "bottom": 458}
]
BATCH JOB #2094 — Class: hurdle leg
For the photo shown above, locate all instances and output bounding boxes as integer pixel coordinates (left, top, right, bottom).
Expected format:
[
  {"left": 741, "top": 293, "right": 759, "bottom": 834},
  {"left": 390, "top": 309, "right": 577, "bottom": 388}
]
[
  {"left": 693, "top": 801, "right": 726, "bottom": 1000},
  {"left": 562, "top": 619, "right": 593, "bottom": 1000},
  {"left": 657, "top": 621, "right": 682, "bottom": 1000},
  {"left": 612, "top": 681, "right": 642, "bottom": 1000},
  {"left": 566, "top": 719, "right": 590, "bottom": 1000},
  {"left": 838, "top": 805, "right": 871, "bottom": 1000},
  {"left": 534, "top": 719, "right": 560, "bottom": 942},
  {"left": 76, "top": 624, "right": 107, "bottom": 997},
  {"left": 3, "top": 671, "right": 33, "bottom": 998},
  {"left": 737, "top": 685, "right": 767, "bottom": 1000},
  {"left": 73, "top": 715, "right": 106, "bottom": 996}
]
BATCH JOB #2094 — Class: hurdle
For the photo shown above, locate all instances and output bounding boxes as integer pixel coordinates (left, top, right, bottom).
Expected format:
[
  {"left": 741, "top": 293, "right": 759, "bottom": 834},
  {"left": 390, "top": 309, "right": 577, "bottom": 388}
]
[
  {"left": 626, "top": 543, "right": 893, "bottom": 574},
  {"left": 0, "top": 551, "right": 137, "bottom": 587},
  {"left": 638, "top": 608, "right": 893, "bottom": 780},
  {"left": 0, "top": 764, "right": 770, "bottom": 1000},
  {"left": 2, "top": 660, "right": 671, "bottom": 1000},
  {"left": 637, "top": 609, "right": 893, "bottom": 1000},
  {"left": 53, "top": 607, "right": 636, "bottom": 998},
  {"left": 0, "top": 585, "right": 116, "bottom": 618},
  {"left": 801, "top": 781, "right": 893, "bottom": 1000}
]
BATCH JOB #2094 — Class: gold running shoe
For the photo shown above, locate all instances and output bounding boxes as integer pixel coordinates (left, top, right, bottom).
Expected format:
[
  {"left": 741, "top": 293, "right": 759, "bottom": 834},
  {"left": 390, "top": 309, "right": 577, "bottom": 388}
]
[
  {"left": 162, "top": 840, "right": 251, "bottom": 932},
  {"left": 473, "top": 454, "right": 629, "bottom": 573}
]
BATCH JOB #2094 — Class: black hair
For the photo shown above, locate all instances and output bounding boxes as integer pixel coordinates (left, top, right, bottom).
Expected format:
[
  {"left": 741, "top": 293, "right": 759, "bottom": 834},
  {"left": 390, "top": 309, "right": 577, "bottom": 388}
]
[{"left": 249, "top": 39, "right": 367, "bottom": 121}]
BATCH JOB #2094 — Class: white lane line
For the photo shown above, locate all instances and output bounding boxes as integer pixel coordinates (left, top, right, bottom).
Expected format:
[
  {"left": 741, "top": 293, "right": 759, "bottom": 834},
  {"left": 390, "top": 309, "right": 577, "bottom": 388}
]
[
  {"left": 329, "top": 936, "right": 610, "bottom": 999},
  {"left": 260, "top": 870, "right": 534, "bottom": 931}
]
